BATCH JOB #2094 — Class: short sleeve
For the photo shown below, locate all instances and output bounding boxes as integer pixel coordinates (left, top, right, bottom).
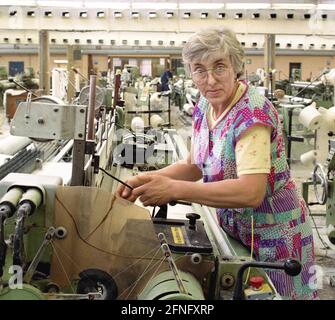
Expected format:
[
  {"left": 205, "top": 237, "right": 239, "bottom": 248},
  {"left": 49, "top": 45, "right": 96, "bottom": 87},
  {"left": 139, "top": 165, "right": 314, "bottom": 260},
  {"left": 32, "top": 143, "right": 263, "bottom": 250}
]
[{"left": 236, "top": 125, "right": 271, "bottom": 176}]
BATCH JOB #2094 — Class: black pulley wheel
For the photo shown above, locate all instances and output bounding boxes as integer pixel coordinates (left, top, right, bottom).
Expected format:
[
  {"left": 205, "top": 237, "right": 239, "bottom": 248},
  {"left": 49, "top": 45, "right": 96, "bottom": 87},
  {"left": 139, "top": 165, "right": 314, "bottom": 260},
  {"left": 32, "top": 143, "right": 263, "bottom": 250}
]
[{"left": 76, "top": 268, "right": 118, "bottom": 300}]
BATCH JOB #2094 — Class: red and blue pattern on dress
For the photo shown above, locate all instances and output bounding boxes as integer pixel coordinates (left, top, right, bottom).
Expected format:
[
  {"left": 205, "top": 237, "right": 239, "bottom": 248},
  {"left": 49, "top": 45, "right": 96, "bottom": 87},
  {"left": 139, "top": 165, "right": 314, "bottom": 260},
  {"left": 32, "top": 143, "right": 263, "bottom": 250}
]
[{"left": 192, "top": 82, "right": 317, "bottom": 300}]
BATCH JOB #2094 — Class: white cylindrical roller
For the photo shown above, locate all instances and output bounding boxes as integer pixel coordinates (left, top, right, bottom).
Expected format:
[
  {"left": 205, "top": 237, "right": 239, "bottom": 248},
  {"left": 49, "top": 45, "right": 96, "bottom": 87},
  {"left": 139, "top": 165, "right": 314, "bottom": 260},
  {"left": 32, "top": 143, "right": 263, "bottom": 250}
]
[
  {"left": 183, "top": 103, "right": 194, "bottom": 116},
  {"left": 300, "top": 150, "right": 317, "bottom": 165},
  {"left": 0, "top": 136, "right": 31, "bottom": 155},
  {"left": 298, "top": 103, "right": 322, "bottom": 130},
  {"left": 51, "top": 68, "right": 68, "bottom": 100},
  {"left": 131, "top": 117, "right": 144, "bottom": 132},
  {"left": 150, "top": 114, "right": 164, "bottom": 128}
]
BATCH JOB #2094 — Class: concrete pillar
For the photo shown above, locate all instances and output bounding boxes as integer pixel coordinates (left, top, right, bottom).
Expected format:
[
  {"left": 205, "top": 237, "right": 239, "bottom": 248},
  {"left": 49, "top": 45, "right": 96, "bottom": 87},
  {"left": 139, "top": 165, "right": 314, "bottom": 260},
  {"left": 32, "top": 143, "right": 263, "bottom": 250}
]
[
  {"left": 39, "top": 30, "right": 50, "bottom": 95},
  {"left": 67, "top": 45, "right": 75, "bottom": 103},
  {"left": 264, "top": 34, "right": 276, "bottom": 98}
]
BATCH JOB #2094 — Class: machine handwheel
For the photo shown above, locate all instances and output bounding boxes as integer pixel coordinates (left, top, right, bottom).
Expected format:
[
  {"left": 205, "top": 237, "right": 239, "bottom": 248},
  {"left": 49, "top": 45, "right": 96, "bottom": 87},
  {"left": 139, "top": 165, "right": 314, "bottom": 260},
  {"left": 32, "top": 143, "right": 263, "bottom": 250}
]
[
  {"left": 312, "top": 163, "right": 328, "bottom": 205},
  {"left": 76, "top": 268, "right": 118, "bottom": 300}
]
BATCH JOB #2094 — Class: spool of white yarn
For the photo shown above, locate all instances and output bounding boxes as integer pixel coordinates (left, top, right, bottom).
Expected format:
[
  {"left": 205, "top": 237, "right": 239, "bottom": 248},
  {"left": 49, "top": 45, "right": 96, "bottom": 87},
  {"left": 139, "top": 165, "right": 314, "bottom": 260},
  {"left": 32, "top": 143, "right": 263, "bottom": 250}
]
[
  {"left": 300, "top": 150, "right": 317, "bottom": 165},
  {"left": 131, "top": 117, "right": 144, "bottom": 131},
  {"left": 150, "top": 92, "right": 162, "bottom": 110},
  {"left": 150, "top": 114, "right": 164, "bottom": 128},
  {"left": 298, "top": 103, "right": 322, "bottom": 130},
  {"left": 183, "top": 103, "right": 194, "bottom": 116},
  {"left": 51, "top": 68, "right": 68, "bottom": 100},
  {"left": 325, "top": 107, "right": 335, "bottom": 131}
]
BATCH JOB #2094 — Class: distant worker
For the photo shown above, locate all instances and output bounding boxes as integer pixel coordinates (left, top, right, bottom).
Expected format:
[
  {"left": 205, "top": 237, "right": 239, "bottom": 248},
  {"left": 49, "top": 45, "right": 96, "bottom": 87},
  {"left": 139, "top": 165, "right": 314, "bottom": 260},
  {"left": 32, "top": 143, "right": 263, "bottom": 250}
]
[
  {"left": 117, "top": 27, "right": 317, "bottom": 300},
  {"left": 121, "top": 66, "right": 131, "bottom": 84},
  {"left": 160, "top": 68, "right": 173, "bottom": 92}
]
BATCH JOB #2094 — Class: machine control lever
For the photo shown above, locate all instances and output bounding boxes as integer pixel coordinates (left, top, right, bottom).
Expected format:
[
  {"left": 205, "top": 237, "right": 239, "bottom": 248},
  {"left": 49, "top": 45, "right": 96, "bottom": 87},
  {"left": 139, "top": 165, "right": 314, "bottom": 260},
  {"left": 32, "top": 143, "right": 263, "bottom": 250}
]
[{"left": 233, "top": 258, "right": 302, "bottom": 300}]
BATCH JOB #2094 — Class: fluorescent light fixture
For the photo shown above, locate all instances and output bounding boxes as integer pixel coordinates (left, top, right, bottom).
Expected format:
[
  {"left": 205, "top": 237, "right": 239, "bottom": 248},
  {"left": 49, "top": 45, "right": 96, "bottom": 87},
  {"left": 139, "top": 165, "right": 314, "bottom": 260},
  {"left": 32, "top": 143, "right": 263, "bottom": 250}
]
[
  {"left": 114, "top": 11, "right": 122, "bottom": 18},
  {"left": 271, "top": 3, "right": 315, "bottom": 10},
  {"left": 36, "top": 1, "right": 83, "bottom": 8},
  {"left": 226, "top": 3, "right": 270, "bottom": 10},
  {"left": 183, "top": 12, "right": 191, "bottom": 19},
  {"left": 62, "top": 12, "right": 70, "bottom": 18},
  {"left": 166, "top": 12, "right": 174, "bottom": 18},
  {"left": 97, "top": 11, "right": 105, "bottom": 18},
  {"left": 201, "top": 12, "right": 208, "bottom": 19},
  {"left": 179, "top": 3, "right": 223, "bottom": 10},
  {"left": 80, "top": 11, "right": 88, "bottom": 18},
  {"left": 85, "top": 1, "right": 129, "bottom": 9},
  {"left": 0, "top": 1, "right": 36, "bottom": 5},
  {"left": 132, "top": 2, "right": 177, "bottom": 10},
  {"left": 131, "top": 12, "right": 139, "bottom": 18},
  {"left": 54, "top": 60, "right": 68, "bottom": 64},
  {"left": 149, "top": 12, "right": 157, "bottom": 18},
  {"left": 317, "top": 4, "right": 335, "bottom": 10}
]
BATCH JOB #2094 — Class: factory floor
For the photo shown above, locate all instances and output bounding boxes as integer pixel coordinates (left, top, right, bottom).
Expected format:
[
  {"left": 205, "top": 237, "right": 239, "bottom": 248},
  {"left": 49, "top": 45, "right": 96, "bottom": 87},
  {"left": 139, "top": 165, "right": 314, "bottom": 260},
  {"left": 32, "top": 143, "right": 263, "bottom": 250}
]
[{"left": 0, "top": 104, "right": 334, "bottom": 300}]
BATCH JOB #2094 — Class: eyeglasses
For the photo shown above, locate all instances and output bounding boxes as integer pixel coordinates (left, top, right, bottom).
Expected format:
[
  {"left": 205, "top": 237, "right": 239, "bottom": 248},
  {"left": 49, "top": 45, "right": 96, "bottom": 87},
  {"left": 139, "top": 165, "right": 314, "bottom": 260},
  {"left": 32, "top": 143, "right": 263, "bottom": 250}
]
[{"left": 192, "top": 66, "right": 230, "bottom": 83}]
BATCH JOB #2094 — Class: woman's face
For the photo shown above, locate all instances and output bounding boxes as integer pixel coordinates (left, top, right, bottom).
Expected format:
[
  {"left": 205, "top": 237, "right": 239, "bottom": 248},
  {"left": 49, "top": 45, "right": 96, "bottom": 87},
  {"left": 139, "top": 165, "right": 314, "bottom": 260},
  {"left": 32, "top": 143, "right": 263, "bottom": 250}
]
[{"left": 190, "top": 52, "right": 237, "bottom": 108}]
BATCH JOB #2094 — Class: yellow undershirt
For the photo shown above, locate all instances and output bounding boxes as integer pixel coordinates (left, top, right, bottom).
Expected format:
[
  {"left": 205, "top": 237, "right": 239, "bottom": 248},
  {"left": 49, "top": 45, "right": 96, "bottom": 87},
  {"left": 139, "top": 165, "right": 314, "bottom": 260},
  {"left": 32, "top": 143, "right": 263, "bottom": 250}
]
[{"left": 207, "top": 82, "right": 271, "bottom": 177}]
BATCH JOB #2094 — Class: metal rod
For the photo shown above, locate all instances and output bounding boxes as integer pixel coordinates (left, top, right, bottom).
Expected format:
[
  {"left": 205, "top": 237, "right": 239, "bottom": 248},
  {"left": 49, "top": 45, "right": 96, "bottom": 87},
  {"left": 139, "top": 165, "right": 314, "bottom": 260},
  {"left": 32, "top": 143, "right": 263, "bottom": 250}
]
[
  {"left": 158, "top": 233, "right": 187, "bottom": 295},
  {"left": 87, "top": 75, "right": 97, "bottom": 141},
  {"left": 8, "top": 79, "right": 38, "bottom": 97}
]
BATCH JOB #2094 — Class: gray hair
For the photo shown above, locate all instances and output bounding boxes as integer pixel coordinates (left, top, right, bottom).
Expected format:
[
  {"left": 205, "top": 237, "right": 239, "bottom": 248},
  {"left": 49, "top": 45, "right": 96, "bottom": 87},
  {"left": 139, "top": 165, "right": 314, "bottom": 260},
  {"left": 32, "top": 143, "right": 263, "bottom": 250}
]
[{"left": 182, "top": 28, "right": 245, "bottom": 79}]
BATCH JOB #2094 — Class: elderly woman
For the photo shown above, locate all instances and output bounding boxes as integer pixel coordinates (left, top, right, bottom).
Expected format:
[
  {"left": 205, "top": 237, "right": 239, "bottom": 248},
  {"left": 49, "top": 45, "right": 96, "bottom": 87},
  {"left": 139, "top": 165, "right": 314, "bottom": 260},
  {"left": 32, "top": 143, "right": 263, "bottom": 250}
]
[{"left": 117, "top": 28, "right": 317, "bottom": 300}]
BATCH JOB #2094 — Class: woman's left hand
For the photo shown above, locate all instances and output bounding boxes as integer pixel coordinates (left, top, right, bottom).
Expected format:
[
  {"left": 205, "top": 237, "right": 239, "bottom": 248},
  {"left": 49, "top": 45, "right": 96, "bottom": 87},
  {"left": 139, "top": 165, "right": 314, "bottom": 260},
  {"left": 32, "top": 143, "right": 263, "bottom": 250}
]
[{"left": 131, "top": 175, "right": 177, "bottom": 206}]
